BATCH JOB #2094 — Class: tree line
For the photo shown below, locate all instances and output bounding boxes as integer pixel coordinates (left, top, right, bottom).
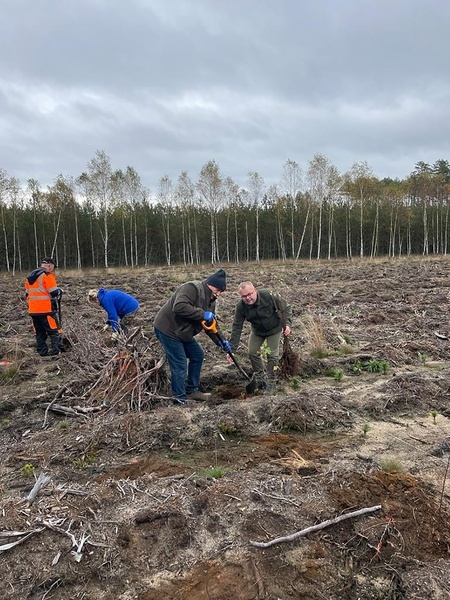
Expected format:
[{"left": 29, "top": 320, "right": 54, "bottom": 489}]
[{"left": 1, "top": 151, "right": 449, "bottom": 272}]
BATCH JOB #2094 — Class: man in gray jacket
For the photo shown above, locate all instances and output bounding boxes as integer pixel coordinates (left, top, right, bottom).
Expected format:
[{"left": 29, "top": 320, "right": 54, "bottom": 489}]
[
  {"left": 229, "top": 281, "right": 292, "bottom": 393},
  {"left": 154, "top": 269, "right": 231, "bottom": 405}
]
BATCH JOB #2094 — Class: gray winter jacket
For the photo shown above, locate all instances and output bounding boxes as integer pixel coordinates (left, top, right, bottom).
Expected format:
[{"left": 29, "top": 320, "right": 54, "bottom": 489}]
[{"left": 154, "top": 280, "right": 217, "bottom": 341}]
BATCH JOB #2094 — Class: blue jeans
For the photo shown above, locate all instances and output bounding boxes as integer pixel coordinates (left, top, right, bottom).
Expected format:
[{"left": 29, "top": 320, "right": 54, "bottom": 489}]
[{"left": 155, "top": 328, "right": 204, "bottom": 400}]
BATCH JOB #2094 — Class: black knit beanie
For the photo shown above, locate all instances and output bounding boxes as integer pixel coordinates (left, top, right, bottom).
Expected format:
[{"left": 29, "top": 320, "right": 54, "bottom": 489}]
[{"left": 206, "top": 269, "right": 227, "bottom": 291}]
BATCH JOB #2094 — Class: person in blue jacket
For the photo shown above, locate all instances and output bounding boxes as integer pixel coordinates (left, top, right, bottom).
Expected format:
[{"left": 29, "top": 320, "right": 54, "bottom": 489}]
[{"left": 88, "top": 288, "right": 139, "bottom": 336}]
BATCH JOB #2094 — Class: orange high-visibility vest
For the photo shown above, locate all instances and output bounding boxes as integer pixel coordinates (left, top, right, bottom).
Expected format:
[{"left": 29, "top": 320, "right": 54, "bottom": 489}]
[{"left": 25, "top": 269, "right": 58, "bottom": 314}]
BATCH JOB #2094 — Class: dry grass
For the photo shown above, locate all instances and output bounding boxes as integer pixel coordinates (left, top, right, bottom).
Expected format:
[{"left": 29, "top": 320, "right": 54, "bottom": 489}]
[{"left": 301, "top": 313, "right": 329, "bottom": 358}]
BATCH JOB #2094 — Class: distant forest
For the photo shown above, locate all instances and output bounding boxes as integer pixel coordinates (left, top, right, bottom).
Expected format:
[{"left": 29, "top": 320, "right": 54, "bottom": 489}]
[{"left": 1, "top": 151, "right": 449, "bottom": 272}]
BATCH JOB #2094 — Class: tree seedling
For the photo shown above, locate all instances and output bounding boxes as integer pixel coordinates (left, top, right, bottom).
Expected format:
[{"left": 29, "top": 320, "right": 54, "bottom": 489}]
[
  {"left": 418, "top": 352, "right": 428, "bottom": 365},
  {"left": 352, "top": 360, "right": 363, "bottom": 375},
  {"left": 290, "top": 375, "right": 303, "bottom": 390},
  {"left": 363, "top": 359, "right": 389, "bottom": 374},
  {"left": 431, "top": 410, "right": 438, "bottom": 424},
  {"left": 362, "top": 423, "right": 371, "bottom": 437},
  {"left": 327, "top": 368, "right": 344, "bottom": 381},
  {"left": 21, "top": 463, "right": 36, "bottom": 477},
  {"left": 259, "top": 340, "right": 272, "bottom": 360},
  {"left": 73, "top": 449, "right": 100, "bottom": 469}
]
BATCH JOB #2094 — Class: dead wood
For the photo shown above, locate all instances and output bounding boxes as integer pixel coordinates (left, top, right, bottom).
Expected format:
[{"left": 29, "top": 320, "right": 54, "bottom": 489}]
[
  {"left": 0, "top": 528, "right": 45, "bottom": 552},
  {"left": 249, "top": 504, "right": 382, "bottom": 548},
  {"left": 42, "top": 385, "right": 68, "bottom": 428},
  {"left": 21, "top": 473, "right": 52, "bottom": 507}
]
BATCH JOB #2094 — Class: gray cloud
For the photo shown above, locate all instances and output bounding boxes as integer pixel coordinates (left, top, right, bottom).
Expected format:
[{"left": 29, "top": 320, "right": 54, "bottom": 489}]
[{"left": 1, "top": 0, "right": 450, "bottom": 192}]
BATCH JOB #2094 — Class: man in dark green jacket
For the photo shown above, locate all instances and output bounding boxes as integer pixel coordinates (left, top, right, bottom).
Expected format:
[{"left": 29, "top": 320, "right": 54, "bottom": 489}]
[
  {"left": 154, "top": 269, "right": 231, "bottom": 405},
  {"left": 229, "top": 281, "right": 292, "bottom": 393}
]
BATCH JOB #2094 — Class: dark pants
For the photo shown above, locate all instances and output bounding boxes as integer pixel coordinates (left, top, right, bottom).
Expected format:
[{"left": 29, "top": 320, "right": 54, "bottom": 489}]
[
  {"left": 31, "top": 313, "right": 61, "bottom": 356},
  {"left": 119, "top": 309, "right": 138, "bottom": 336},
  {"left": 154, "top": 328, "right": 204, "bottom": 401}
]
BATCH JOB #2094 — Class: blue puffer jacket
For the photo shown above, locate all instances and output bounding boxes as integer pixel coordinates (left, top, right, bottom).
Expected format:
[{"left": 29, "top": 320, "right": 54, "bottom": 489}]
[{"left": 97, "top": 288, "right": 139, "bottom": 331}]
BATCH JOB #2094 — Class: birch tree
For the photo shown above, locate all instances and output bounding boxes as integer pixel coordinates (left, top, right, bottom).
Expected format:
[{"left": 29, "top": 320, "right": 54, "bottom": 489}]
[
  {"left": 27, "top": 178, "right": 43, "bottom": 267},
  {"left": 0, "top": 170, "right": 11, "bottom": 271},
  {"left": 197, "top": 160, "right": 224, "bottom": 264},
  {"left": 223, "top": 177, "right": 241, "bottom": 263},
  {"left": 307, "top": 154, "right": 340, "bottom": 260},
  {"left": 247, "top": 171, "right": 265, "bottom": 263},
  {"left": 122, "top": 166, "right": 143, "bottom": 267},
  {"left": 344, "top": 161, "right": 375, "bottom": 258},
  {"left": 157, "top": 175, "right": 174, "bottom": 266},
  {"left": 175, "top": 171, "right": 197, "bottom": 265},
  {"left": 281, "top": 159, "right": 302, "bottom": 258},
  {"left": 266, "top": 184, "right": 287, "bottom": 260},
  {"left": 79, "top": 150, "right": 115, "bottom": 268}
]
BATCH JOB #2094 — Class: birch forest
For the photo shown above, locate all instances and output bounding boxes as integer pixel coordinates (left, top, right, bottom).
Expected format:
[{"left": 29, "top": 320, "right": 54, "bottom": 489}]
[{"left": 1, "top": 151, "right": 449, "bottom": 272}]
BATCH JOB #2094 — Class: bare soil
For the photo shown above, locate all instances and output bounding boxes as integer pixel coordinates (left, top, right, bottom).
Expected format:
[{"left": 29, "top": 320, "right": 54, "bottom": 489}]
[{"left": 2, "top": 257, "right": 450, "bottom": 600}]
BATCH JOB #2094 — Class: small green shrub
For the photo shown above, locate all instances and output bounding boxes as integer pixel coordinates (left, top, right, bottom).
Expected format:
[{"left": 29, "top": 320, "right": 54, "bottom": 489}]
[
  {"left": 379, "top": 457, "right": 403, "bottom": 473},
  {"left": 198, "top": 466, "right": 228, "bottom": 479},
  {"left": 326, "top": 368, "right": 344, "bottom": 381},
  {"left": 352, "top": 360, "right": 363, "bottom": 375},
  {"left": 21, "top": 463, "right": 36, "bottom": 477},
  {"left": 363, "top": 359, "right": 389, "bottom": 374},
  {"left": 59, "top": 420, "right": 69, "bottom": 430},
  {"left": 418, "top": 352, "right": 427, "bottom": 364},
  {"left": 218, "top": 422, "right": 238, "bottom": 436},
  {"left": 362, "top": 423, "right": 371, "bottom": 437},
  {"left": 73, "top": 449, "right": 100, "bottom": 469},
  {"left": 259, "top": 340, "right": 272, "bottom": 359},
  {"left": 338, "top": 344, "right": 353, "bottom": 355},
  {"left": 289, "top": 375, "right": 303, "bottom": 390}
]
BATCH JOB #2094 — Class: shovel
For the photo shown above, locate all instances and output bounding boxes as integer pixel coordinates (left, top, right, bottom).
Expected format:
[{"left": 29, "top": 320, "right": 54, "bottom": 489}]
[
  {"left": 202, "top": 320, "right": 257, "bottom": 394},
  {"left": 56, "top": 291, "right": 71, "bottom": 351}
]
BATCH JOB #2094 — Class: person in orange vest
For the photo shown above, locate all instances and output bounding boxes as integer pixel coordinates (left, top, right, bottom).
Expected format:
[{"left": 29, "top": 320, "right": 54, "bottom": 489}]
[{"left": 25, "top": 257, "right": 63, "bottom": 356}]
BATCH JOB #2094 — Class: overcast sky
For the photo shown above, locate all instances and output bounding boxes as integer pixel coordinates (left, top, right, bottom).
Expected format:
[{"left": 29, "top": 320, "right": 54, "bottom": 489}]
[{"left": 1, "top": 0, "right": 449, "bottom": 194}]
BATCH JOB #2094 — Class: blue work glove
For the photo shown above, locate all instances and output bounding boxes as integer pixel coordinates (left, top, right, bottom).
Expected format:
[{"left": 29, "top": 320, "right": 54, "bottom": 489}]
[
  {"left": 220, "top": 339, "right": 232, "bottom": 353},
  {"left": 203, "top": 311, "right": 215, "bottom": 326}
]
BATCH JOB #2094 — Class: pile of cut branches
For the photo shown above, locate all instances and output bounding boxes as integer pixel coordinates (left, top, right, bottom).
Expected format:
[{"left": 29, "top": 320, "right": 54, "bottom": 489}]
[{"left": 43, "top": 324, "right": 170, "bottom": 423}]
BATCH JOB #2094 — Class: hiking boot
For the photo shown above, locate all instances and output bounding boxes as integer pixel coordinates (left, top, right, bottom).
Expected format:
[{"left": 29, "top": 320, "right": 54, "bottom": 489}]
[
  {"left": 186, "top": 391, "right": 210, "bottom": 401},
  {"left": 256, "top": 378, "right": 267, "bottom": 391},
  {"left": 172, "top": 397, "right": 189, "bottom": 406}
]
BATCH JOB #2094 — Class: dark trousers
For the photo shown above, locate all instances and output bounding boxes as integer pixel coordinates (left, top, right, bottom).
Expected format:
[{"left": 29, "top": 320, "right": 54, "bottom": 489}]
[{"left": 31, "top": 313, "right": 61, "bottom": 356}]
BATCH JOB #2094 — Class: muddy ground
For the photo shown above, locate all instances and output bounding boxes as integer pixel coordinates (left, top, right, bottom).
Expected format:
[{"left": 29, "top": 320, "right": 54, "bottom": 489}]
[{"left": 1, "top": 257, "right": 450, "bottom": 600}]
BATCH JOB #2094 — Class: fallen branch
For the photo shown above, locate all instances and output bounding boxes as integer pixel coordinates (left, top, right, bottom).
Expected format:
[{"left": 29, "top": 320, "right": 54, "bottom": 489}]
[
  {"left": 21, "top": 472, "right": 52, "bottom": 507},
  {"left": 42, "top": 385, "right": 68, "bottom": 428},
  {"left": 0, "top": 528, "right": 45, "bottom": 552},
  {"left": 43, "top": 402, "right": 101, "bottom": 418},
  {"left": 249, "top": 504, "right": 382, "bottom": 548},
  {"left": 42, "top": 519, "right": 90, "bottom": 562}
]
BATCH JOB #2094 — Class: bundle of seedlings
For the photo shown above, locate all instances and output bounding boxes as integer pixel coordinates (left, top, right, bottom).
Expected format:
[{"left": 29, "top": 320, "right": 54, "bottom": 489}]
[{"left": 278, "top": 335, "right": 300, "bottom": 379}]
